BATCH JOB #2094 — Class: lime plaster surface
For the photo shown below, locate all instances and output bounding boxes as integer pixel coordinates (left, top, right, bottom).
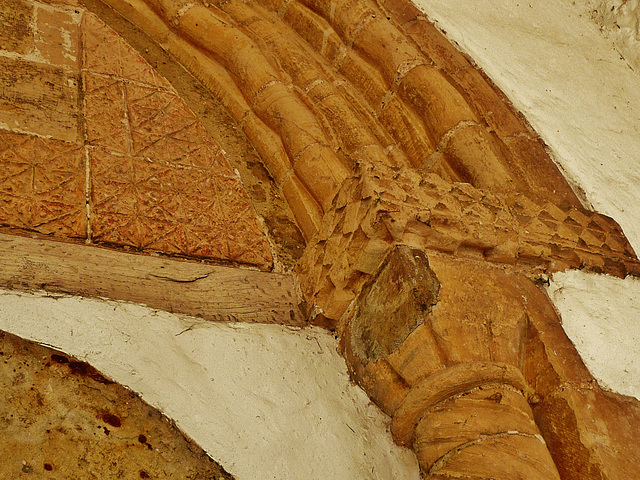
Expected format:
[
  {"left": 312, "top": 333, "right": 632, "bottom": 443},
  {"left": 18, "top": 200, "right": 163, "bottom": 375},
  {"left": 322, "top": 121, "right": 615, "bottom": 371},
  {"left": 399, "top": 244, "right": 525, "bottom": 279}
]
[
  {"left": 573, "top": 0, "right": 640, "bottom": 72},
  {"left": 548, "top": 271, "right": 640, "bottom": 398},
  {"left": 414, "top": 0, "right": 640, "bottom": 254},
  {"left": 0, "top": 289, "right": 420, "bottom": 480}
]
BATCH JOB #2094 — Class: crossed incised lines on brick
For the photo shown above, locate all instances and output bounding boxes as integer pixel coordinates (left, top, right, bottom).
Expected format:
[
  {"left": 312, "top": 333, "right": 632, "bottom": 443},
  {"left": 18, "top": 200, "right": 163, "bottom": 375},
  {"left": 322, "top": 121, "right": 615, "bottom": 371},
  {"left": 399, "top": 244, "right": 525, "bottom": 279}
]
[
  {"left": 81, "top": 12, "right": 272, "bottom": 266},
  {"left": 0, "top": 9, "right": 272, "bottom": 269},
  {"left": 0, "top": 132, "right": 86, "bottom": 237}
]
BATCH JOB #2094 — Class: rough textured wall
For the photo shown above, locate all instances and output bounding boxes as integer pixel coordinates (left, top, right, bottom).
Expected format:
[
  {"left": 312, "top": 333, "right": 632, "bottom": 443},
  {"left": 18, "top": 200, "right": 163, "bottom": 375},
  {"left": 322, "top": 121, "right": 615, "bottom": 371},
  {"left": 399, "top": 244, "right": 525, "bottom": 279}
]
[
  {"left": 575, "top": 0, "right": 640, "bottom": 71},
  {"left": 2, "top": 0, "right": 640, "bottom": 478},
  {"left": 548, "top": 271, "right": 640, "bottom": 399},
  {"left": 0, "top": 330, "right": 233, "bottom": 479},
  {"left": 0, "top": 289, "right": 421, "bottom": 480}
]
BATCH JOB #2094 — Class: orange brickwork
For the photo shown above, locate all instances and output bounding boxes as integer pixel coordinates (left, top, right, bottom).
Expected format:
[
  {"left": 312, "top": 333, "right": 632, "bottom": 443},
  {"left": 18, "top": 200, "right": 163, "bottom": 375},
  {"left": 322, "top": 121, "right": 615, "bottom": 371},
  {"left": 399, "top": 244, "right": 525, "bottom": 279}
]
[{"left": 0, "top": 4, "right": 272, "bottom": 269}]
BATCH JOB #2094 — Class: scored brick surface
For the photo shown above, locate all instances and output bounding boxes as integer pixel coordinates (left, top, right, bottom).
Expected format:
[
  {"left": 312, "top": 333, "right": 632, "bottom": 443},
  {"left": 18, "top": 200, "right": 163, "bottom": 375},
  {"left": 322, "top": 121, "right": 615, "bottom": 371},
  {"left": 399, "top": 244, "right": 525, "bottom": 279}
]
[
  {"left": 0, "top": 4, "right": 272, "bottom": 269},
  {"left": 0, "top": 131, "right": 86, "bottom": 237},
  {"left": 81, "top": 12, "right": 272, "bottom": 267}
]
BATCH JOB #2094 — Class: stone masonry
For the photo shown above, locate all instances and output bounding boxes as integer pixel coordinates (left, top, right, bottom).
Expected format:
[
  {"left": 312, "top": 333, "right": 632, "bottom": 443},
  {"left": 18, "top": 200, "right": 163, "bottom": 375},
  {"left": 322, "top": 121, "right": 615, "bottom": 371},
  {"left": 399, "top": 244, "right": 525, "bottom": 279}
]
[{"left": 2, "top": 0, "right": 640, "bottom": 478}]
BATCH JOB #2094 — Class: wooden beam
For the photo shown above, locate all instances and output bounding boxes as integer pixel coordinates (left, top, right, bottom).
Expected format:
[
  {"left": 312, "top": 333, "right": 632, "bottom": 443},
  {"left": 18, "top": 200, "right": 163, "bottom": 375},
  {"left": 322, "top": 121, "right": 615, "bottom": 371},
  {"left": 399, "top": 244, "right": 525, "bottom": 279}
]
[{"left": 0, "top": 234, "right": 303, "bottom": 325}]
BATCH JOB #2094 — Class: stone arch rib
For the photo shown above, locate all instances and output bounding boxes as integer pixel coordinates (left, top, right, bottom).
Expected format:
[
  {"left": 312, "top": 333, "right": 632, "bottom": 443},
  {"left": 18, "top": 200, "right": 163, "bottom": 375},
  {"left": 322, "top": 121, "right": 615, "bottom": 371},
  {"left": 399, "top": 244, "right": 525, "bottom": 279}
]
[{"left": 99, "top": 0, "right": 584, "bottom": 242}]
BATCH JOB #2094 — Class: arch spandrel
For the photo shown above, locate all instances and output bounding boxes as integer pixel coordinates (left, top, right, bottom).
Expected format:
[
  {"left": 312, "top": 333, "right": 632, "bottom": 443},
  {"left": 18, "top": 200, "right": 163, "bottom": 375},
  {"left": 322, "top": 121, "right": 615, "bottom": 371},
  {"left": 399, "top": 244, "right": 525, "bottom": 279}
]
[{"left": 0, "top": 5, "right": 274, "bottom": 270}]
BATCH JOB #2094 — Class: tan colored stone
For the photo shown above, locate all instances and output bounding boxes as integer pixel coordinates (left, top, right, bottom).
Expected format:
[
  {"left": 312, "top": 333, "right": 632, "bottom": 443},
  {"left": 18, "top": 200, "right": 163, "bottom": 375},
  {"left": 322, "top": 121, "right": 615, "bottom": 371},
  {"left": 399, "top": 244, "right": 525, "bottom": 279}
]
[
  {"left": 391, "top": 362, "right": 532, "bottom": 447},
  {"left": 103, "top": 0, "right": 170, "bottom": 42},
  {"left": 342, "top": 200, "right": 362, "bottom": 235},
  {"left": 225, "top": 2, "right": 396, "bottom": 171},
  {"left": 253, "top": 83, "right": 325, "bottom": 153},
  {"left": 341, "top": 320, "right": 410, "bottom": 416},
  {"left": 0, "top": 331, "right": 234, "bottom": 480},
  {"left": 380, "top": 98, "right": 437, "bottom": 167},
  {"left": 0, "top": 0, "right": 34, "bottom": 54},
  {"left": 535, "top": 384, "right": 640, "bottom": 480},
  {"left": 282, "top": 2, "right": 329, "bottom": 53},
  {"left": 417, "top": 387, "right": 540, "bottom": 449},
  {"left": 0, "top": 56, "right": 79, "bottom": 142},
  {"left": 415, "top": 387, "right": 548, "bottom": 475},
  {"left": 427, "top": 256, "right": 528, "bottom": 367},
  {"left": 280, "top": 174, "right": 322, "bottom": 239},
  {"left": 349, "top": 245, "right": 440, "bottom": 363},
  {"left": 517, "top": 275, "right": 640, "bottom": 479},
  {"left": 349, "top": 238, "right": 390, "bottom": 274},
  {"left": 359, "top": 357, "right": 411, "bottom": 417},
  {"left": 34, "top": 3, "right": 81, "bottom": 69},
  {"left": 354, "top": 17, "right": 424, "bottom": 84},
  {"left": 505, "top": 134, "right": 583, "bottom": 208},
  {"left": 442, "top": 124, "right": 515, "bottom": 192},
  {"left": 451, "top": 67, "right": 527, "bottom": 139},
  {"left": 298, "top": 159, "right": 639, "bottom": 334},
  {"left": 398, "top": 65, "right": 478, "bottom": 142},
  {"left": 327, "top": 251, "right": 352, "bottom": 290},
  {"left": 401, "top": 16, "right": 471, "bottom": 74},
  {"left": 338, "top": 50, "right": 388, "bottom": 108},
  {"left": 320, "top": 0, "right": 375, "bottom": 44},
  {"left": 293, "top": 143, "right": 350, "bottom": 211},
  {"left": 319, "top": 286, "right": 356, "bottom": 326},
  {"left": 386, "top": 323, "right": 446, "bottom": 386},
  {"left": 430, "top": 434, "right": 559, "bottom": 480},
  {"left": 378, "top": 0, "right": 421, "bottom": 26},
  {"left": 241, "top": 113, "right": 292, "bottom": 182}
]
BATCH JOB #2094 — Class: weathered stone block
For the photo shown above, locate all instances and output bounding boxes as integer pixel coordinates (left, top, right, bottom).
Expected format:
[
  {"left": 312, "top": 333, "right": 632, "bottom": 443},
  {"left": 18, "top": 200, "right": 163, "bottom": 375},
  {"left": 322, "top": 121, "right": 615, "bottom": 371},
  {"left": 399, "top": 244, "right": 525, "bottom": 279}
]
[
  {"left": 0, "top": 0, "right": 34, "bottom": 54},
  {"left": 34, "top": 4, "right": 81, "bottom": 69},
  {"left": 0, "top": 56, "right": 79, "bottom": 142},
  {"left": 349, "top": 245, "right": 440, "bottom": 363},
  {"left": 401, "top": 16, "right": 471, "bottom": 74}
]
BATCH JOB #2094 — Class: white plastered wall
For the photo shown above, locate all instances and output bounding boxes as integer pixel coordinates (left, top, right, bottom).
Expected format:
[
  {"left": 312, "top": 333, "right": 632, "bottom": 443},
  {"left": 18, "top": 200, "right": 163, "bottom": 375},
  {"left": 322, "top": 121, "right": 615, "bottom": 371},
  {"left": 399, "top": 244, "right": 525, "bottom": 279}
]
[
  {"left": 412, "top": 0, "right": 640, "bottom": 399},
  {"left": 0, "top": 290, "right": 420, "bottom": 480},
  {"left": 574, "top": 0, "right": 640, "bottom": 72}
]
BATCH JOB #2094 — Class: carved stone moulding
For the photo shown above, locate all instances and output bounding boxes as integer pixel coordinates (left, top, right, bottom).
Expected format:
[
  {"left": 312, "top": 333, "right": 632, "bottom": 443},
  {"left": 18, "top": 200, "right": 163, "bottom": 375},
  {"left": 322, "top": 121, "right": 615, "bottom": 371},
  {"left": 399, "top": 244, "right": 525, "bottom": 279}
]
[
  {"left": 95, "top": 0, "right": 583, "bottom": 245},
  {"left": 297, "top": 162, "right": 640, "bottom": 328}
]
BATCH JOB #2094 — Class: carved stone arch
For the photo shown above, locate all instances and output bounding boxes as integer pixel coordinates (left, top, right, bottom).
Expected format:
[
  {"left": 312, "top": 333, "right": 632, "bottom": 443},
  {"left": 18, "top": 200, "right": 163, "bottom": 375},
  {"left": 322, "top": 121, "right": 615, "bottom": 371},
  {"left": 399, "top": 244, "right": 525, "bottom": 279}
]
[{"left": 1, "top": 0, "right": 640, "bottom": 478}]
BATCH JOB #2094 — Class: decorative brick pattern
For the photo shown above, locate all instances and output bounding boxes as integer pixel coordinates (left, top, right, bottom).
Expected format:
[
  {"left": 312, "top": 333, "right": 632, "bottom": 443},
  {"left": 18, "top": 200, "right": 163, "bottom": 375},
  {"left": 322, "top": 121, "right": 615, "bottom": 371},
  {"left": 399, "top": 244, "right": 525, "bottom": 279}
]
[
  {"left": 82, "top": 12, "right": 172, "bottom": 88},
  {"left": 0, "top": 6, "right": 272, "bottom": 269},
  {"left": 0, "top": 131, "right": 85, "bottom": 237},
  {"left": 82, "top": 12, "right": 272, "bottom": 268},
  {"left": 90, "top": 147, "right": 235, "bottom": 260},
  {"left": 83, "top": 73, "right": 129, "bottom": 154},
  {"left": 1, "top": 1, "right": 640, "bottom": 478}
]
